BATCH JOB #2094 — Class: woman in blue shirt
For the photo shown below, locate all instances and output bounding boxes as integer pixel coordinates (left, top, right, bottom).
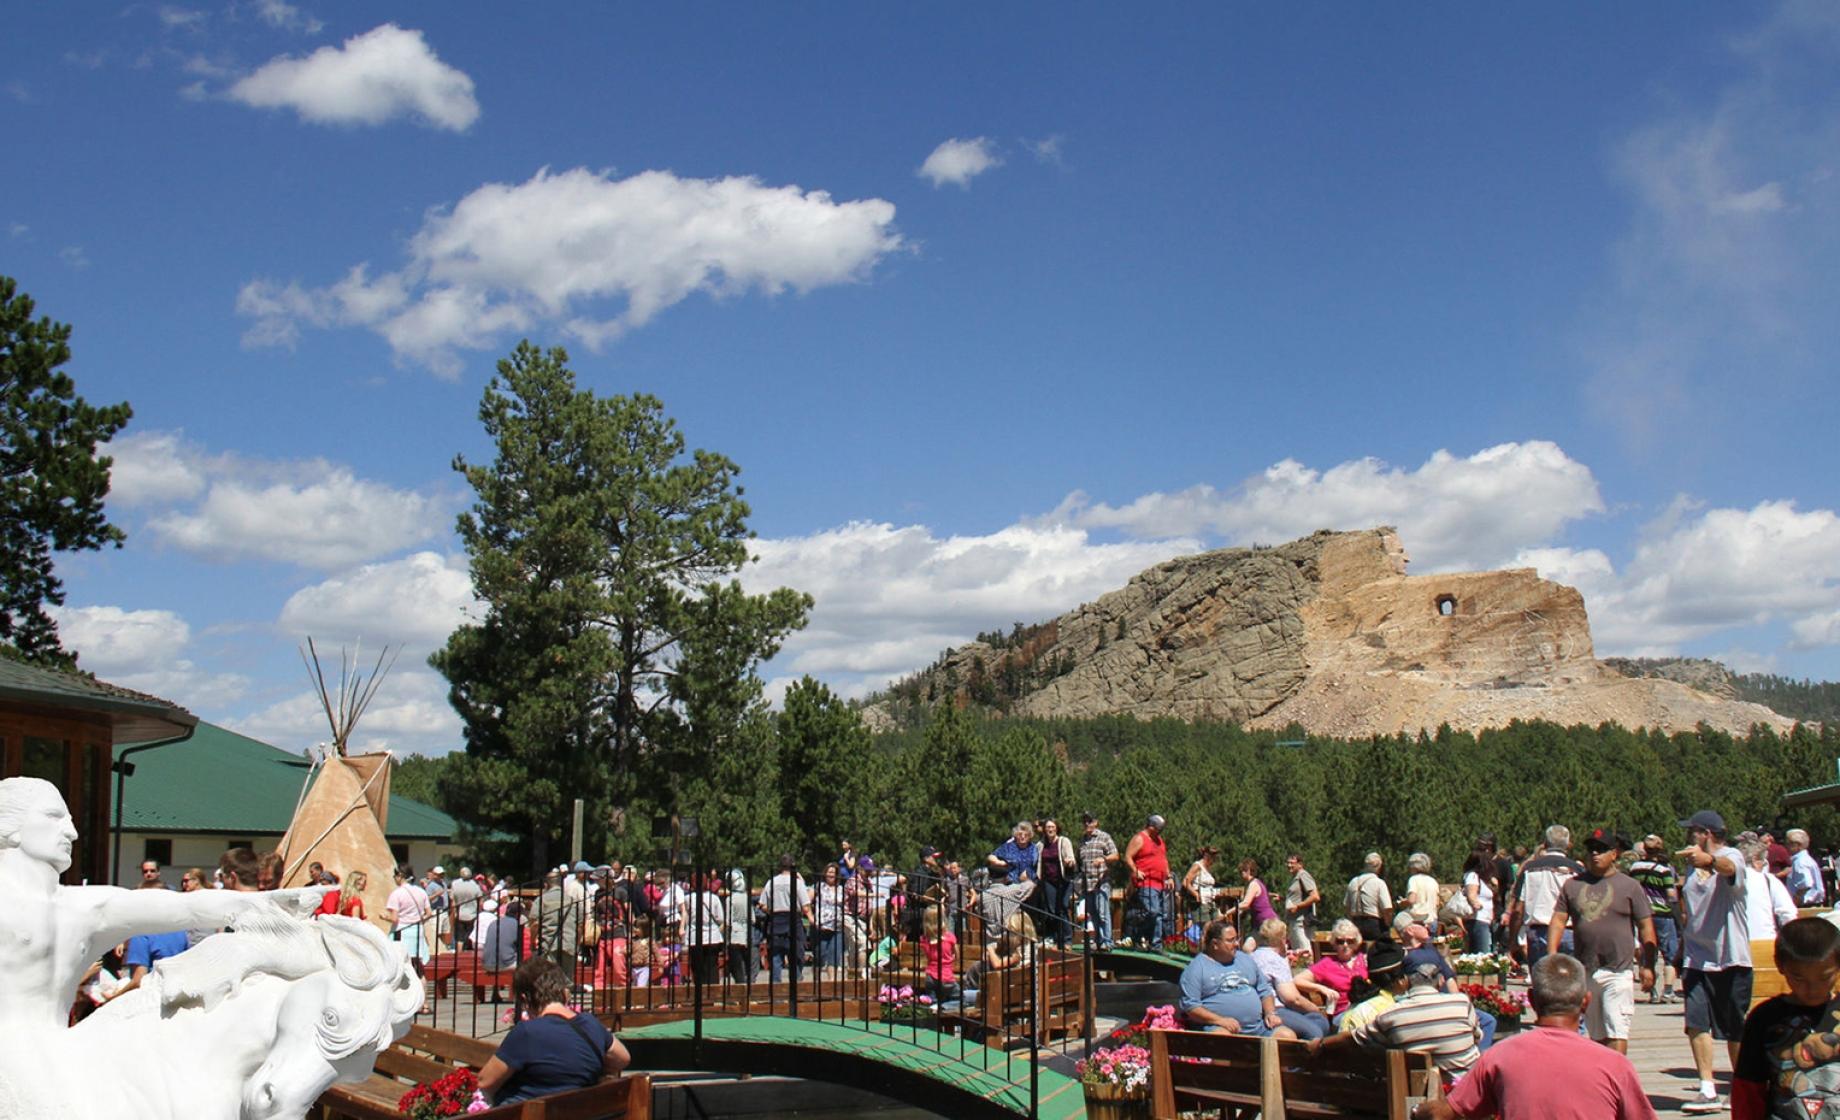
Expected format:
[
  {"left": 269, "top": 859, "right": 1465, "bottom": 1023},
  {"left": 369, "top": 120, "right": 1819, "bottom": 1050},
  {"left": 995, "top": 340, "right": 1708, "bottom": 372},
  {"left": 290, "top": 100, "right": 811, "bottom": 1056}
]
[{"left": 477, "top": 957, "right": 632, "bottom": 1106}]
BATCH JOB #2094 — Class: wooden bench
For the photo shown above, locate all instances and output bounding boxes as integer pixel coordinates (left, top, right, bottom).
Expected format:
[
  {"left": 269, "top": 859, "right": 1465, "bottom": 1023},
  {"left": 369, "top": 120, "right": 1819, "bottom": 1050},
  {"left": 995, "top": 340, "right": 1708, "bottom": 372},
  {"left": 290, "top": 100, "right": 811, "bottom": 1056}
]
[
  {"left": 938, "top": 947, "right": 1086, "bottom": 1050},
  {"left": 1150, "top": 1028, "right": 1442, "bottom": 1120},
  {"left": 424, "top": 950, "right": 519, "bottom": 1000},
  {"left": 316, "top": 1023, "right": 652, "bottom": 1120}
]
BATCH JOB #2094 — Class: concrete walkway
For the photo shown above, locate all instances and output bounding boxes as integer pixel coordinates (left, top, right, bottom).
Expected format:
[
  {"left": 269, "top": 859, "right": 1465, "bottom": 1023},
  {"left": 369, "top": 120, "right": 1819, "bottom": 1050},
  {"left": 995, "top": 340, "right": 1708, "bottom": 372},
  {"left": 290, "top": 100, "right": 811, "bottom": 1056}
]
[{"left": 1622, "top": 994, "right": 1734, "bottom": 1116}]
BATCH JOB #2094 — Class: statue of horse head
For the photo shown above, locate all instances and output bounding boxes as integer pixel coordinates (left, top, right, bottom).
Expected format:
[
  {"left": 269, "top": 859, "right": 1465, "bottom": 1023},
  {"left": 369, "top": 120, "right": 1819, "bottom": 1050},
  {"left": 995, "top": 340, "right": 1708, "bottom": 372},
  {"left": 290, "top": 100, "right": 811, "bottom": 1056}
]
[{"left": 240, "top": 915, "right": 421, "bottom": 1120}]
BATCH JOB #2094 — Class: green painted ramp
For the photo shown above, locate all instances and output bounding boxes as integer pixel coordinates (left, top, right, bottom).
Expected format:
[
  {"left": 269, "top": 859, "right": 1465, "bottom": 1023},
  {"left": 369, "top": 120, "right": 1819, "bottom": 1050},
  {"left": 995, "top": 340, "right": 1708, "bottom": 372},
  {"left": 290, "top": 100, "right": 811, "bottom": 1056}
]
[{"left": 623, "top": 1016, "right": 1087, "bottom": 1119}]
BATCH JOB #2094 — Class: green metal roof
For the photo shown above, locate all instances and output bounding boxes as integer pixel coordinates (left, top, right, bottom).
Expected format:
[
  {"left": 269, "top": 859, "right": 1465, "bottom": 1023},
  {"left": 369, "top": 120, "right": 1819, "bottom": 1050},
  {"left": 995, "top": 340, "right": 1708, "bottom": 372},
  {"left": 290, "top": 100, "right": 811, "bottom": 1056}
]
[
  {"left": 112, "top": 721, "right": 459, "bottom": 840},
  {"left": 0, "top": 657, "right": 196, "bottom": 743}
]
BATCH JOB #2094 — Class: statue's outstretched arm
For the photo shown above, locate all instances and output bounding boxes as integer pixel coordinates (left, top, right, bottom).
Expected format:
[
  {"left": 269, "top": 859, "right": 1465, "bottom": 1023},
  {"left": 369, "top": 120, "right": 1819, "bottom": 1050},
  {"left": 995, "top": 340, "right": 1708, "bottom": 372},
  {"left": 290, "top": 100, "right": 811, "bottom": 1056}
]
[{"left": 79, "top": 885, "right": 330, "bottom": 958}]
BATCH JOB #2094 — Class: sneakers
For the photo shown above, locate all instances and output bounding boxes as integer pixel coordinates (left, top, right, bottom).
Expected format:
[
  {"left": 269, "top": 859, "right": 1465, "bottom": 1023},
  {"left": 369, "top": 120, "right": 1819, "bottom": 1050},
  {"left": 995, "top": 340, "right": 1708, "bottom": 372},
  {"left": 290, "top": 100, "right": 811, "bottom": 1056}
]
[
  {"left": 1664, "top": 990, "right": 1681, "bottom": 1003},
  {"left": 1681, "top": 1091, "right": 1725, "bottom": 1113}
]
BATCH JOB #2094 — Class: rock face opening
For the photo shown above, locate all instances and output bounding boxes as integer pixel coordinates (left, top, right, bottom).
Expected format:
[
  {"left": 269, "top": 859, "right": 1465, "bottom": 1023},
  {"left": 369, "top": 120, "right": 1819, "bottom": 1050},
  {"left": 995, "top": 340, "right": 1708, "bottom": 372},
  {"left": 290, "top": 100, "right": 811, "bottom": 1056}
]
[{"left": 1436, "top": 594, "right": 1456, "bottom": 617}]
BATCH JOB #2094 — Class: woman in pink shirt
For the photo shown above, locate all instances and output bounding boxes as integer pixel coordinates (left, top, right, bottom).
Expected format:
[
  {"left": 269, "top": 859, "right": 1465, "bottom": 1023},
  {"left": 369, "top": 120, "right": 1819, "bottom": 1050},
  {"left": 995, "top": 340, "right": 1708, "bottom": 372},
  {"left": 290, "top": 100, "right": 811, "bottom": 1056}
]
[{"left": 1296, "top": 918, "right": 1367, "bottom": 1015}]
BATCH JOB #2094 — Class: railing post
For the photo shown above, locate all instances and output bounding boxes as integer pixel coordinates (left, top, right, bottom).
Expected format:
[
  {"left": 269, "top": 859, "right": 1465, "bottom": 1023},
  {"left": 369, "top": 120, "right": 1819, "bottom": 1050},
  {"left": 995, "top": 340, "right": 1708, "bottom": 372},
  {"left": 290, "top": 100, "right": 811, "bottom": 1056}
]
[
  {"left": 692, "top": 868, "right": 704, "bottom": 1065},
  {"left": 1029, "top": 944, "right": 1040, "bottom": 1120}
]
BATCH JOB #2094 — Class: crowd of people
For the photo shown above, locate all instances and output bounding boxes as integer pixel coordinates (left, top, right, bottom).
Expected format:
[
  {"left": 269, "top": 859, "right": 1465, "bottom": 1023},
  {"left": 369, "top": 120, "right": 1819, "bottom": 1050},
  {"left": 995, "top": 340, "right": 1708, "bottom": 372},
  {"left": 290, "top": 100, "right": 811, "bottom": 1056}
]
[{"left": 86, "top": 803, "right": 1840, "bottom": 1116}]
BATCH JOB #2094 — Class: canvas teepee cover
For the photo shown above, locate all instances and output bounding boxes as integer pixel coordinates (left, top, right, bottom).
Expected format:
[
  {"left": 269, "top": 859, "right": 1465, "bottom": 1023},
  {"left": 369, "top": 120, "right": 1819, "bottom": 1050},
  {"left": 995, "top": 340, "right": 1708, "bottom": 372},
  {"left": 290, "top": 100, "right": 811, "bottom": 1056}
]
[{"left": 276, "top": 752, "right": 397, "bottom": 930}]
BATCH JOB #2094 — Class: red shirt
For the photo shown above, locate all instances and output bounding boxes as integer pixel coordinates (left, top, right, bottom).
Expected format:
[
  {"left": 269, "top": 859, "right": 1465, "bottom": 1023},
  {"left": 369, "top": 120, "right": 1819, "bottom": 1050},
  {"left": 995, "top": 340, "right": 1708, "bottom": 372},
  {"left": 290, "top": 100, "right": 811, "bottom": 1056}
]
[
  {"left": 1131, "top": 829, "right": 1170, "bottom": 890},
  {"left": 316, "top": 890, "right": 364, "bottom": 920},
  {"left": 923, "top": 931, "right": 958, "bottom": 985},
  {"left": 1445, "top": 1024, "right": 1657, "bottom": 1120}
]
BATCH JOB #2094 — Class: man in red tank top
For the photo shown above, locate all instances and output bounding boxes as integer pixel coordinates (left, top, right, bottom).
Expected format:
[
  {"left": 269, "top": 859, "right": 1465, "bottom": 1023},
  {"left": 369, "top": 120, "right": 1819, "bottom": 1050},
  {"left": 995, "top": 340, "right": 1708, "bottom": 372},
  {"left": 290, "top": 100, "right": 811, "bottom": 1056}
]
[{"left": 1125, "top": 814, "right": 1171, "bottom": 948}]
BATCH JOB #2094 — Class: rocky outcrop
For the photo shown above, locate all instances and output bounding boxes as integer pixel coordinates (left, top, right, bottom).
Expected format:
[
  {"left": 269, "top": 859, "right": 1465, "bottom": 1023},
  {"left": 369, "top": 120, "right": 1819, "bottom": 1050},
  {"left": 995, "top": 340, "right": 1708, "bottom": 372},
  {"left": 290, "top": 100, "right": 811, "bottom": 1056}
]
[{"left": 870, "top": 528, "right": 1795, "bottom": 738}]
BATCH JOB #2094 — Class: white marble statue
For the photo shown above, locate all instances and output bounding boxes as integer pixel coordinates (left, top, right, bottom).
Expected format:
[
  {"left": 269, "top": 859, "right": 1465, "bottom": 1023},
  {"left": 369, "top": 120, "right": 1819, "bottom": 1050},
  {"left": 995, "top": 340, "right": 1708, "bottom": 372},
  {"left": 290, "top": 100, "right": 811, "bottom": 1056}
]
[{"left": 0, "top": 776, "right": 420, "bottom": 1120}]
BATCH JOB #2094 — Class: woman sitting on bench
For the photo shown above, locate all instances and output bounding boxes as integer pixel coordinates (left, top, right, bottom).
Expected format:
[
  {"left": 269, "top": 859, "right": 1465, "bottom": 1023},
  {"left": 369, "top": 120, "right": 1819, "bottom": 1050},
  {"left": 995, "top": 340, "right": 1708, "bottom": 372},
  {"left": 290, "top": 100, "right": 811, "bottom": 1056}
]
[{"left": 477, "top": 957, "right": 632, "bottom": 1106}]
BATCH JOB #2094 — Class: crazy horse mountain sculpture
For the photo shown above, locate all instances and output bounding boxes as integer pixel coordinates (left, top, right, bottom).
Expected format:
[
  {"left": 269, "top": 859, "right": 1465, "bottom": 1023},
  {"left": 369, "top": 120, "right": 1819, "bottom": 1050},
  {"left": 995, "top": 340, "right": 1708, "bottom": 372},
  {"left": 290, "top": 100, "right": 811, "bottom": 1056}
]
[{"left": 0, "top": 776, "right": 420, "bottom": 1120}]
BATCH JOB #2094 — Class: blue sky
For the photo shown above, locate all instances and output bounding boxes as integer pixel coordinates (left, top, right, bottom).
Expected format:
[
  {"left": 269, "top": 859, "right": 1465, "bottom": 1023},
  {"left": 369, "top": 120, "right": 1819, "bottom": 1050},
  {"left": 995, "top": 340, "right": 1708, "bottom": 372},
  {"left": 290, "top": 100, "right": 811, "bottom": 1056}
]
[{"left": 4, "top": 3, "right": 1837, "bottom": 754}]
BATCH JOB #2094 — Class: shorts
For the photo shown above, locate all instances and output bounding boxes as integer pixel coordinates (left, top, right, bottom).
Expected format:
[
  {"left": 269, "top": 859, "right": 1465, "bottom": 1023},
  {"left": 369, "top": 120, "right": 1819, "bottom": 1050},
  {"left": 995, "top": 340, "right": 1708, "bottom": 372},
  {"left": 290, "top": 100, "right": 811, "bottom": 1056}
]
[
  {"left": 1683, "top": 967, "right": 1752, "bottom": 1040},
  {"left": 1585, "top": 967, "right": 1636, "bottom": 1040},
  {"left": 1203, "top": 1018, "right": 1275, "bottom": 1038}
]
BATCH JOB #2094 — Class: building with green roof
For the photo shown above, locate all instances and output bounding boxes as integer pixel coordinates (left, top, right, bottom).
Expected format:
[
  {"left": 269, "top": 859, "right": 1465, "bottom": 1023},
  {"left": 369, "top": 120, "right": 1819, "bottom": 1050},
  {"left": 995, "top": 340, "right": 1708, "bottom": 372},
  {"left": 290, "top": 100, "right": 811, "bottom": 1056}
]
[{"left": 111, "top": 720, "right": 465, "bottom": 886}]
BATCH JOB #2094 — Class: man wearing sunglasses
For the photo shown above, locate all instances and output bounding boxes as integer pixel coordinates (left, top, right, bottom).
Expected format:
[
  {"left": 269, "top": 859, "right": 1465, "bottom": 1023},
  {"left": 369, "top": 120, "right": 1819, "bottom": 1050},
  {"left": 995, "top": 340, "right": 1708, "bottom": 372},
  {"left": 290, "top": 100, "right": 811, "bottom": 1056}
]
[{"left": 1676, "top": 809, "right": 1749, "bottom": 1115}]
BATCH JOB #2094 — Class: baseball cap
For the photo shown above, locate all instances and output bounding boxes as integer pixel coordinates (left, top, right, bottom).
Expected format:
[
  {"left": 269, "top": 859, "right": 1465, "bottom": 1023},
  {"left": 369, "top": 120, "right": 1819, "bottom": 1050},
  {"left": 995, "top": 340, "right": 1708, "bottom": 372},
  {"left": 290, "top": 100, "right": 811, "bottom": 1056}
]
[
  {"left": 858, "top": 856, "right": 876, "bottom": 872},
  {"left": 430, "top": 865, "right": 445, "bottom": 875},
  {"left": 919, "top": 845, "right": 940, "bottom": 861},
  {"left": 572, "top": 860, "right": 594, "bottom": 873},
  {"left": 1583, "top": 828, "right": 1631, "bottom": 852},
  {"left": 1681, "top": 810, "right": 1727, "bottom": 834}
]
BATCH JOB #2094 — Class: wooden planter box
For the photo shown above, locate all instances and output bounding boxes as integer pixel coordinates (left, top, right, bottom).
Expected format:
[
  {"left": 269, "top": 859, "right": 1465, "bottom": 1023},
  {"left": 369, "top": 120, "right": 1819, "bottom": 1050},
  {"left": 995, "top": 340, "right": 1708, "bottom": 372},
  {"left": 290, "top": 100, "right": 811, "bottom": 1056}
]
[{"left": 1083, "top": 1082, "right": 1151, "bottom": 1120}]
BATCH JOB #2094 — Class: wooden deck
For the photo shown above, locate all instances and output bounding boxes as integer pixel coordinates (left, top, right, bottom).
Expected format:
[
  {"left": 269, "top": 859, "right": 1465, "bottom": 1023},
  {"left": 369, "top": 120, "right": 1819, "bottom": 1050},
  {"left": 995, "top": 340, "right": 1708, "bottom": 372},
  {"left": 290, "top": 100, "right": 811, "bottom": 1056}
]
[{"left": 1622, "top": 992, "right": 1733, "bottom": 1116}]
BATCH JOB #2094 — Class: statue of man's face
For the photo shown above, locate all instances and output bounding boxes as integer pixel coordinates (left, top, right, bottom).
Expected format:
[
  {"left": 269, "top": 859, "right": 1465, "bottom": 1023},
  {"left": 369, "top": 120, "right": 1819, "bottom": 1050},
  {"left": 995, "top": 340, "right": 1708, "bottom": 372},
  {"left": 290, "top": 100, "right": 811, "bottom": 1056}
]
[{"left": 14, "top": 784, "right": 79, "bottom": 873}]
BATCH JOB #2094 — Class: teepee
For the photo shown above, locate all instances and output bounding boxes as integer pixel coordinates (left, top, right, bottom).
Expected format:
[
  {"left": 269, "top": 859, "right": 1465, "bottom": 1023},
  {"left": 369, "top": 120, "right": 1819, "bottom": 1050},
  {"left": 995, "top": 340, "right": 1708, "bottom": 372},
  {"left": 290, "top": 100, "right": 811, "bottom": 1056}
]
[{"left": 276, "top": 641, "right": 403, "bottom": 929}]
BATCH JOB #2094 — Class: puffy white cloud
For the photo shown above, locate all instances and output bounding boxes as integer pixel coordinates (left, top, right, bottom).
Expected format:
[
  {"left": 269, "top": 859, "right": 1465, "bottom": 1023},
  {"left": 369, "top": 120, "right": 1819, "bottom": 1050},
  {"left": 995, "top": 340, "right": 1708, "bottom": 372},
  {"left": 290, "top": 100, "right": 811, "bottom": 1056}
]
[
  {"left": 918, "top": 137, "right": 1002, "bottom": 188},
  {"left": 1048, "top": 442, "right": 1604, "bottom": 573},
  {"left": 228, "top": 24, "right": 478, "bottom": 131},
  {"left": 108, "top": 430, "right": 208, "bottom": 506},
  {"left": 746, "top": 521, "right": 1199, "bottom": 684},
  {"left": 279, "top": 552, "right": 479, "bottom": 647},
  {"left": 239, "top": 167, "right": 903, "bottom": 373},
  {"left": 1516, "top": 499, "right": 1840, "bottom": 655},
  {"left": 151, "top": 466, "right": 446, "bottom": 568},
  {"left": 50, "top": 605, "right": 249, "bottom": 709},
  {"left": 231, "top": 669, "right": 460, "bottom": 756}
]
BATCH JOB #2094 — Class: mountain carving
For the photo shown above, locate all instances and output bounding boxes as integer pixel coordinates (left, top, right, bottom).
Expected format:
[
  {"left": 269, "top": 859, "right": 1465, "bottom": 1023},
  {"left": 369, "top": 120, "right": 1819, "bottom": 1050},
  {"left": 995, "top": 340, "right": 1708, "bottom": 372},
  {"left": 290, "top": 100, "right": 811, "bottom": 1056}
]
[{"left": 868, "top": 528, "right": 1794, "bottom": 738}]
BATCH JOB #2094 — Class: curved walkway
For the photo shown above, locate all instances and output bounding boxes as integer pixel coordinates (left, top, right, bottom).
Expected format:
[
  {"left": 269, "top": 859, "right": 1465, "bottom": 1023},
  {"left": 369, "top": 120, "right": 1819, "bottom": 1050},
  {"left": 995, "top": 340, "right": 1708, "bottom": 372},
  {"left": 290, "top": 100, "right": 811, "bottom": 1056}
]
[
  {"left": 621, "top": 1016, "right": 1088, "bottom": 1120},
  {"left": 1081, "top": 944, "right": 1188, "bottom": 982}
]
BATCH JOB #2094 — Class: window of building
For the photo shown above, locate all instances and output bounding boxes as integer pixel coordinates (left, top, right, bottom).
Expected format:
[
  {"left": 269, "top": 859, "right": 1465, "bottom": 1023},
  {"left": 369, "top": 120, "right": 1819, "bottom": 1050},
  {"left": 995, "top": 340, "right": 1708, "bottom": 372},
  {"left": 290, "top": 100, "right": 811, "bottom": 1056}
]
[
  {"left": 143, "top": 838, "right": 173, "bottom": 866},
  {"left": 390, "top": 843, "right": 409, "bottom": 865}
]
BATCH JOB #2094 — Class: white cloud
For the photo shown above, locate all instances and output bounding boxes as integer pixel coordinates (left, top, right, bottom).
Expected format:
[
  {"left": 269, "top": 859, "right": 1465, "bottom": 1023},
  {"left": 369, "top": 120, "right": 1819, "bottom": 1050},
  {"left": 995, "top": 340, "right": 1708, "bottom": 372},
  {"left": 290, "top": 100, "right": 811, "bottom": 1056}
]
[
  {"left": 50, "top": 605, "right": 249, "bottom": 709},
  {"left": 745, "top": 521, "right": 1198, "bottom": 685},
  {"left": 228, "top": 24, "right": 478, "bottom": 131},
  {"left": 1023, "top": 135, "right": 1064, "bottom": 165},
  {"left": 232, "top": 669, "right": 460, "bottom": 755},
  {"left": 1517, "top": 499, "right": 1840, "bottom": 655},
  {"left": 279, "top": 552, "right": 479, "bottom": 647},
  {"left": 7, "top": 223, "right": 26, "bottom": 239},
  {"left": 254, "top": 0, "right": 322, "bottom": 34},
  {"left": 151, "top": 467, "right": 446, "bottom": 568},
  {"left": 918, "top": 137, "right": 1003, "bottom": 188},
  {"left": 1047, "top": 442, "right": 1604, "bottom": 573},
  {"left": 60, "top": 246, "right": 89, "bottom": 270},
  {"left": 159, "top": 6, "right": 206, "bottom": 30},
  {"left": 108, "top": 430, "right": 209, "bottom": 506},
  {"left": 239, "top": 167, "right": 903, "bottom": 373}
]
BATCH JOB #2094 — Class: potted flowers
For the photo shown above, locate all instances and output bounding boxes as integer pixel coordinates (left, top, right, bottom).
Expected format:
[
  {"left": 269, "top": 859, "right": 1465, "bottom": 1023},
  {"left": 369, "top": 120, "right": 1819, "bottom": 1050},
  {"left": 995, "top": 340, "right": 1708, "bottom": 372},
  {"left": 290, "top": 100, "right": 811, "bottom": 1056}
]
[
  {"left": 1076, "top": 1004, "right": 1179, "bottom": 1119},
  {"left": 877, "top": 983, "right": 937, "bottom": 1026},
  {"left": 1452, "top": 952, "right": 1512, "bottom": 987},
  {"left": 1460, "top": 983, "right": 1529, "bottom": 1031},
  {"left": 397, "top": 1068, "right": 489, "bottom": 1119}
]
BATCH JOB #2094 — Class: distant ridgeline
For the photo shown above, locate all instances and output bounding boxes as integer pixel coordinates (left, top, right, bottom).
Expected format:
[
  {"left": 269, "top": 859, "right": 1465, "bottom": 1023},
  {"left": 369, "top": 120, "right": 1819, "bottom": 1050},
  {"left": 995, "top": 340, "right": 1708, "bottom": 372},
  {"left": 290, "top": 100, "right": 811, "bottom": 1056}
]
[{"left": 1606, "top": 656, "right": 1840, "bottom": 726}]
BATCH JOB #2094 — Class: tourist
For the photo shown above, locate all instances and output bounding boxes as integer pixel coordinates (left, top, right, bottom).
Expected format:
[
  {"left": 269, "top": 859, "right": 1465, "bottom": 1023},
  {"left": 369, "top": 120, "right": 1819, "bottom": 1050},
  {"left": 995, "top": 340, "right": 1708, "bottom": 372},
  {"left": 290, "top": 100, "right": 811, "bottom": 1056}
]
[
  {"left": 481, "top": 900, "right": 523, "bottom": 1000},
  {"left": 918, "top": 904, "right": 959, "bottom": 1003},
  {"left": 384, "top": 863, "right": 435, "bottom": 975},
  {"left": 838, "top": 839, "right": 859, "bottom": 880},
  {"left": 1548, "top": 827, "right": 1656, "bottom": 1055},
  {"left": 886, "top": 872, "right": 908, "bottom": 936},
  {"left": 1742, "top": 840, "right": 1798, "bottom": 937},
  {"left": 1234, "top": 858, "right": 1278, "bottom": 932},
  {"left": 1332, "top": 940, "right": 1406, "bottom": 1035},
  {"left": 1176, "top": 917, "right": 1296, "bottom": 1039},
  {"left": 1077, "top": 813, "right": 1120, "bottom": 950},
  {"left": 815, "top": 862, "right": 847, "bottom": 978},
  {"left": 219, "top": 847, "right": 261, "bottom": 892},
  {"left": 1037, "top": 821, "right": 1076, "bottom": 948},
  {"left": 532, "top": 870, "right": 580, "bottom": 979},
  {"left": 1412, "top": 953, "right": 1658, "bottom": 1120},
  {"left": 941, "top": 858, "right": 977, "bottom": 939},
  {"left": 424, "top": 865, "right": 450, "bottom": 926},
  {"left": 1296, "top": 918, "right": 1368, "bottom": 1017},
  {"left": 1124, "top": 814, "right": 1171, "bottom": 949},
  {"left": 684, "top": 869, "right": 726, "bottom": 986},
  {"left": 1508, "top": 825, "right": 1580, "bottom": 969},
  {"left": 722, "top": 866, "right": 752, "bottom": 983},
  {"left": 1788, "top": 829, "right": 1826, "bottom": 906},
  {"left": 1344, "top": 852, "right": 1393, "bottom": 943},
  {"left": 627, "top": 915, "right": 656, "bottom": 988},
  {"left": 964, "top": 910, "right": 1037, "bottom": 1002},
  {"left": 305, "top": 860, "right": 336, "bottom": 886},
  {"left": 761, "top": 855, "right": 812, "bottom": 984},
  {"left": 448, "top": 866, "right": 483, "bottom": 950},
  {"left": 1678, "top": 808, "right": 1752, "bottom": 1115},
  {"left": 1314, "top": 953, "right": 1480, "bottom": 1076},
  {"left": 844, "top": 856, "right": 878, "bottom": 971},
  {"left": 317, "top": 869, "right": 368, "bottom": 919},
  {"left": 1762, "top": 830, "right": 1793, "bottom": 888},
  {"left": 140, "top": 859, "right": 167, "bottom": 889},
  {"left": 1732, "top": 917, "right": 1840, "bottom": 1120},
  {"left": 1629, "top": 834, "right": 1682, "bottom": 1003},
  {"left": 179, "top": 867, "right": 208, "bottom": 892},
  {"left": 1250, "top": 917, "right": 1333, "bottom": 1040},
  {"left": 256, "top": 849, "right": 284, "bottom": 891},
  {"left": 1403, "top": 852, "right": 1439, "bottom": 929},
  {"left": 1284, "top": 852, "right": 1322, "bottom": 952},
  {"left": 1459, "top": 847, "right": 1496, "bottom": 952},
  {"left": 477, "top": 957, "right": 630, "bottom": 1106},
  {"left": 984, "top": 821, "right": 1041, "bottom": 931},
  {"left": 591, "top": 875, "right": 628, "bottom": 990},
  {"left": 1182, "top": 846, "right": 1220, "bottom": 926},
  {"left": 118, "top": 877, "right": 191, "bottom": 994},
  {"left": 905, "top": 845, "right": 945, "bottom": 941}
]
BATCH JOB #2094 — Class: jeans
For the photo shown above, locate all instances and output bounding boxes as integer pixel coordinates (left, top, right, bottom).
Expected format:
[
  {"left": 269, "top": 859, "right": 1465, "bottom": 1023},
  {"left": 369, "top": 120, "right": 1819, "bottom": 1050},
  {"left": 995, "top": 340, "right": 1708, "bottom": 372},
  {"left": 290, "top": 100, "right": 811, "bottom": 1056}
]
[
  {"left": 1467, "top": 919, "right": 1493, "bottom": 953},
  {"left": 1083, "top": 887, "right": 1113, "bottom": 948},
  {"left": 1525, "top": 923, "right": 1572, "bottom": 968},
  {"left": 768, "top": 915, "right": 805, "bottom": 984},
  {"left": 817, "top": 927, "right": 841, "bottom": 968},
  {"left": 1653, "top": 915, "right": 1680, "bottom": 970},
  {"left": 1134, "top": 886, "right": 1169, "bottom": 947},
  {"left": 1476, "top": 1007, "right": 1497, "bottom": 1050},
  {"left": 1038, "top": 878, "right": 1071, "bottom": 946},
  {"left": 1276, "top": 1006, "right": 1332, "bottom": 1040}
]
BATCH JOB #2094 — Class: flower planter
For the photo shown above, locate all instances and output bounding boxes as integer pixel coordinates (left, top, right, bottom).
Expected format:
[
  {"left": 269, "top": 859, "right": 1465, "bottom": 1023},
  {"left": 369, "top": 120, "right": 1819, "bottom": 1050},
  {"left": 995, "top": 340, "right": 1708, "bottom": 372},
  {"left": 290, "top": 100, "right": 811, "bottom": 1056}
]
[{"left": 1082, "top": 1081, "right": 1151, "bottom": 1120}]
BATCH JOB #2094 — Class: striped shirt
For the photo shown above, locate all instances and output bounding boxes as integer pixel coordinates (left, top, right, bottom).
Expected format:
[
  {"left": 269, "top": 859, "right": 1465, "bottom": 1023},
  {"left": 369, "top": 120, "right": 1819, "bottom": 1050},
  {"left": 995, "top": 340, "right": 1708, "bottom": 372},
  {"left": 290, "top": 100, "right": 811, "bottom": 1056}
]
[{"left": 1351, "top": 987, "right": 1481, "bottom": 1073}]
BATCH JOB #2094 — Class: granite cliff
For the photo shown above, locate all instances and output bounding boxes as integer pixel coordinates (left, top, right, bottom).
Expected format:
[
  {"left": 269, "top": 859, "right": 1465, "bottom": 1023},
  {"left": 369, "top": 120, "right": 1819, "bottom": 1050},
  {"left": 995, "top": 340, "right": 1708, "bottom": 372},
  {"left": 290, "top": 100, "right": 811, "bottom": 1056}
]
[{"left": 868, "top": 528, "right": 1794, "bottom": 738}]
